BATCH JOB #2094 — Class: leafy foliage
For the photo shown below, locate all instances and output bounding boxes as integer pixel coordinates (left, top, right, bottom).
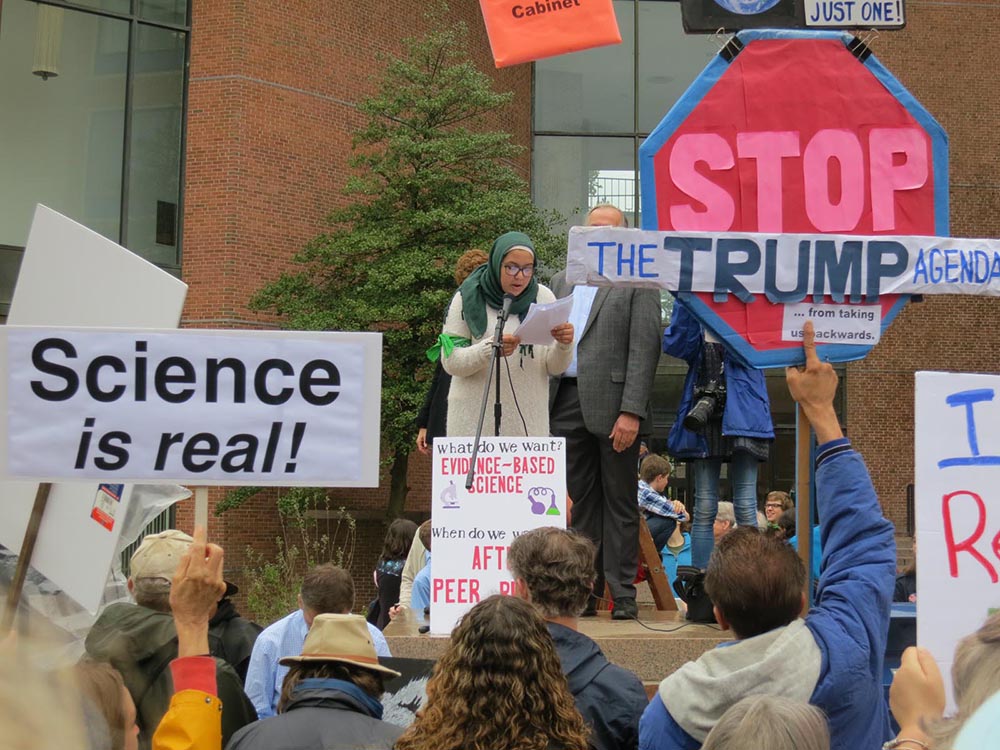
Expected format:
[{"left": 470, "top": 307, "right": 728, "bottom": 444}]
[
  {"left": 242, "top": 490, "right": 356, "bottom": 625},
  {"left": 252, "top": 11, "right": 562, "bottom": 510}
]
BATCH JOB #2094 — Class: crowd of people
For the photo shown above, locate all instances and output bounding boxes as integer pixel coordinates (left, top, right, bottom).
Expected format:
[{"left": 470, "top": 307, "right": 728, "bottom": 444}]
[{"left": 3, "top": 205, "right": 997, "bottom": 750}]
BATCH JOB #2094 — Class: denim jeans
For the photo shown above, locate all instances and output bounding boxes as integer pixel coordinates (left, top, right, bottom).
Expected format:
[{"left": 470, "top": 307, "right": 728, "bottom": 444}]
[
  {"left": 644, "top": 512, "right": 679, "bottom": 553},
  {"left": 690, "top": 453, "right": 759, "bottom": 569}
]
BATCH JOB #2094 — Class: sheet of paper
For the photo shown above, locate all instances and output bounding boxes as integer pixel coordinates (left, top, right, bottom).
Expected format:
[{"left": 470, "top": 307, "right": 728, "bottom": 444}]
[{"left": 513, "top": 296, "right": 574, "bottom": 345}]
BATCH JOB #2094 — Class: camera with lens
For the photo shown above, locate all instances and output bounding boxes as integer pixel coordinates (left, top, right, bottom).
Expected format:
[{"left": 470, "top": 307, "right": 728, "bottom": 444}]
[{"left": 683, "top": 380, "right": 726, "bottom": 433}]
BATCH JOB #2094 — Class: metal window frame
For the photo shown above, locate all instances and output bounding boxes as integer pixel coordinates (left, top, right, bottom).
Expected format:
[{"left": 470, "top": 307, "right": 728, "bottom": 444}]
[{"left": 12, "top": 0, "right": 191, "bottom": 274}]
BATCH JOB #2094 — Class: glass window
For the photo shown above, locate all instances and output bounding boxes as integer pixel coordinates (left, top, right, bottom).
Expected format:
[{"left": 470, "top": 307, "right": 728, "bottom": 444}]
[
  {"left": 126, "top": 24, "right": 185, "bottom": 267},
  {"left": 0, "top": 0, "right": 128, "bottom": 249},
  {"left": 532, "top": 135, "right": 635, "bottom": 233},
  {"left": 637, "top": 2, "right": 718, "bottom": 133},
  {"left": 0, "top": 0, "right": 188, "bottom": 310},
  {"left": 534, "top": 0, "right": 634, "bottom": 134},
  {"left": 139, "top": 0, "right": 188, "bottom": 26},
  {"left": 70, "top": 0, "right": 132, "bottom": 14}
]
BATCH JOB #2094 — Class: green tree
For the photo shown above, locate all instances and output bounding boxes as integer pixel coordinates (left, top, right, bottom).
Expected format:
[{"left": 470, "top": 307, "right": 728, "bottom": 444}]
[{"left": 253, "top": 12, "right": 562, "bottom": 519}]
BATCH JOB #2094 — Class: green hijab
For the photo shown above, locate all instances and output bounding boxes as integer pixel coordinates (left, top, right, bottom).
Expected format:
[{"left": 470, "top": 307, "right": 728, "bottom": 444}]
[{"left": 457, "top": 231, "right": 539, "bottom": 339}]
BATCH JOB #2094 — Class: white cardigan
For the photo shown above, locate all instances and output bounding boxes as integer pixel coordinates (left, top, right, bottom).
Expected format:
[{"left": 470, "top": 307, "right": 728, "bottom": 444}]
[{"left": 440, "top": 285, "right": 572, "bottom": 438}]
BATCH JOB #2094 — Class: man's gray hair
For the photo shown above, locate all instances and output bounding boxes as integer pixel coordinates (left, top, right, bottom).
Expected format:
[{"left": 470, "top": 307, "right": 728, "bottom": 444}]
[
  {"left": 717, "top": 501, "right": 736, "bottom": 526},
  {"left": 131, "top": 577, "right": 172, "bottom": 612},
  {"left": 702, "top": 695, "right": 830, "bottom": 750}
]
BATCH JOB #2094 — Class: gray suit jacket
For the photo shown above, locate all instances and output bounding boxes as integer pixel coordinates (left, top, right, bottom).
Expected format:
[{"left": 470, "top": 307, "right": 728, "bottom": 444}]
[{"left": 549, "top": 270, "right": 662, "bottom": 437}]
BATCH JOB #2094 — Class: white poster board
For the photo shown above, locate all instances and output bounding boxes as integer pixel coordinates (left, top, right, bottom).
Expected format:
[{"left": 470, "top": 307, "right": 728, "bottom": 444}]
[
  {"left": 915, "top": 371, "right": 1000, "bottom": 705},
  {"left": 0, "top": 205, "right": 188, "bottom": 612},
  {"left": 2, "top": 326, "right": 382, "bottom": 486},
  {"left": 429, "top": 437, "right": 567, "bottom": 634}
]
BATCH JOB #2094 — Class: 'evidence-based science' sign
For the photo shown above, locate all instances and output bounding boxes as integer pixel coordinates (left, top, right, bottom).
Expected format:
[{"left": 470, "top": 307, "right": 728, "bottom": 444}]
[
  {"left": 1, "top": 326, "right": 382, "bottom": 486},
  {"left": 915, "top": 372, "right": 1000, "bottom": 707},
  {"left": 429, "top": 436, "right": 567, "bottom": 634}
]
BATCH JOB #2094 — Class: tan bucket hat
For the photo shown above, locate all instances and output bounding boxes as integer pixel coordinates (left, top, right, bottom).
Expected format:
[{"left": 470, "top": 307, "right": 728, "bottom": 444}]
[{"left": 279, "top": 614, "right": 401, "bottom": 677}]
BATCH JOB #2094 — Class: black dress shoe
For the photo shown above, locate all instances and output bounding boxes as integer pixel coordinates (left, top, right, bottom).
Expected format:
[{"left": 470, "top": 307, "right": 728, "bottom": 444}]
[
  {"left": 581, "top": 596, "right": 598, "bottom": 617},
  {"left": 611, "top": 597, "right": 638, "bottom": 620}
]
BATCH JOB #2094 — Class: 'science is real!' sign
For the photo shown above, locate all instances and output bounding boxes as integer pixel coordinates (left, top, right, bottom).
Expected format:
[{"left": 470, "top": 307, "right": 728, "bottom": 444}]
[{"left": 1, "top": 327, "right": 382, "bottom": 486}]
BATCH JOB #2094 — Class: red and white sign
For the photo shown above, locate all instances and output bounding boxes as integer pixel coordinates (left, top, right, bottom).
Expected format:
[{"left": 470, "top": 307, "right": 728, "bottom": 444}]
[
  {"left": 430, "top": 437, "right": 566, "bottom": 634},
  {"left": 638, "top": 30, "right": 948, "bottom": 368},
  {"left": 915, "top": 371, "right": 1000, "bottom": 708}
]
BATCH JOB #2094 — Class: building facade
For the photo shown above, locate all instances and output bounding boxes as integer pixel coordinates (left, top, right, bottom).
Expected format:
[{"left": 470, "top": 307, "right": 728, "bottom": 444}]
[{"left": 1, "top": 0, "right": 997, "bottom": 605}]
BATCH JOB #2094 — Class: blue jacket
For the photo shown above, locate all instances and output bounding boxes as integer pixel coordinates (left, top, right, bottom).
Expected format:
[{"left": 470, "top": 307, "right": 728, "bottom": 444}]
[
  {"left": 662, "top": 301, "right": 773, "bottom": 458},
  {"left": 548, "top": 622, "right": 647, "bottom": 750},
  {"left": 639, "top": 440, "right": 897, "bottom": 750}
]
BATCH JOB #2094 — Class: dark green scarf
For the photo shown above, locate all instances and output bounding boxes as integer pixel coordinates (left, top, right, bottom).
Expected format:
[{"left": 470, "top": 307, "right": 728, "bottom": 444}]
[{"left": 457, "top": 231, "right": 538, "bottom": 338}]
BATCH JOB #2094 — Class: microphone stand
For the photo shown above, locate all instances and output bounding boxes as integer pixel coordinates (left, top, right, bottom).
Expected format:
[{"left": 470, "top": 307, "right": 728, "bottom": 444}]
[{"left": 466, "top": 294, "right": 513, "bottom": 490}]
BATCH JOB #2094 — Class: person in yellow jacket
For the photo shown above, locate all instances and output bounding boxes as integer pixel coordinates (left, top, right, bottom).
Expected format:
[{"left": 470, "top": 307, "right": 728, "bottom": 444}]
[{"left": 152, "top": 526, "right": 230, "bottom": 750}]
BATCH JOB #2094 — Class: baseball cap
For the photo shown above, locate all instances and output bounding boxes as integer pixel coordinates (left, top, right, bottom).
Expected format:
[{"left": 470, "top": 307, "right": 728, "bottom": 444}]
[{"left": 129, "top": 529, "right": 193, "bottom": 581}]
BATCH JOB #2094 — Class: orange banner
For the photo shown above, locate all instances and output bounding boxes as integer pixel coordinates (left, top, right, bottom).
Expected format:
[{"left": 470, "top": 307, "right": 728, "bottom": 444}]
[{"left": 479, "top": 0, "right": 622, "bottom": 68}]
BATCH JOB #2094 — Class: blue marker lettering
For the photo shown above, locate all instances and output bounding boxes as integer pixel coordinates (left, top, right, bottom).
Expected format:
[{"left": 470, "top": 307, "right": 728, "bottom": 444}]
[
  {"left": 938, "top": 388, "right": 1000, "bottom": 468},
  {"left": 638, "top": 243, "right": 658, "bottom": 278}
]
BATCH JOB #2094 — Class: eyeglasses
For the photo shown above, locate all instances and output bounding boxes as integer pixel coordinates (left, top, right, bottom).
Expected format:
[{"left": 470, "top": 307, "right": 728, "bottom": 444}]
[
  {"left": 503, "top": 263, "right": 535, "bottom": 278},
  {"left": 765, "top": 503, "right": 784, "bottom": 509}
]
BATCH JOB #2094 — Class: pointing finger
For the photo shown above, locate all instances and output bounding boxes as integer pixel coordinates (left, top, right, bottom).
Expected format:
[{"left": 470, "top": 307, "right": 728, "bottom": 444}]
[{"left": 802, "top": 320, "right": 820, "bottom": 368}]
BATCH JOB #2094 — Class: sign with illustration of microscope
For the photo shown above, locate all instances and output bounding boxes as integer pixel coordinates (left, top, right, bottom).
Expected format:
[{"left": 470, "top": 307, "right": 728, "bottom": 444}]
[{"left": 430, "top": 437, "right": 567, "bottom": 634}]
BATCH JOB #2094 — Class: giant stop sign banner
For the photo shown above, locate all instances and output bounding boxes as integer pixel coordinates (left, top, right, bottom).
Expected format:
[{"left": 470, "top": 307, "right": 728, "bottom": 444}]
[{"left": 639, "top": 29, "right": 948, "bottom": 368}]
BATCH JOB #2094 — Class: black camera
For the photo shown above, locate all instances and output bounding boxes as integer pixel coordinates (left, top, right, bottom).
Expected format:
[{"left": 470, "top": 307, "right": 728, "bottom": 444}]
[{"left": 683, "top": 381, "right": 725, "bottom": 433}]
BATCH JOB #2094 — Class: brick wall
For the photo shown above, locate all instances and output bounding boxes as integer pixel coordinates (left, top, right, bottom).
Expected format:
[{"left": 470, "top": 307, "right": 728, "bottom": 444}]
[
  {"left": 845, "top": 3, "right": 1000, "bottom": 531},
  {"left": 179, "top": 2, "right": 1000, "bottom": 600},
  {"left": 179, "top": 0, "right": 527, "bottom": 610}
]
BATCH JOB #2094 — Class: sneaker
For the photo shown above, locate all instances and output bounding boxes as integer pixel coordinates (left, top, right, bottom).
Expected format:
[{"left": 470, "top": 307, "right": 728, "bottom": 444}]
[{"left": 611, "top": 597, "right": 638, "bottom": 620}]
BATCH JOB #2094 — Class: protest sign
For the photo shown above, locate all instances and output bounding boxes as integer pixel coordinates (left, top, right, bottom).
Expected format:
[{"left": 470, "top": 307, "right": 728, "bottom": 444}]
[
  {"left": 567, "top": 226, "right": 1000, "bottom": 359},
  {"left": 637, "top": 30, "right": 947, "bottom": 369},
  {"left": 567, "top": 227, "right": 1000, "bottom": 298},
  {"left": 429, "top": 437, "right": 566, "bottom": 634},
  {"left": 1, "top": 326, "right": 382, "bottom": 486},
  {"left": 478, "top": 0, "right": 621, "bottom": 68},
  {"left": 0, "top": 205, "right": 189, "bottom": 614},
  {"left": 915, "top": 371, "right": 1000, "bottom": 706}
]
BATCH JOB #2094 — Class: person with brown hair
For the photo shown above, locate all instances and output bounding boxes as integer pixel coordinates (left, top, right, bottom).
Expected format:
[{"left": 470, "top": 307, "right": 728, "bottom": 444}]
[
  {"left": 508, "top": 527, "right": 646, "bottom": 750},
  {"left": 641, "top": 322, "right": 897, "bottom": 750},
  {"left": 395, "top": 595, "right": 590, "bottom": 750},
  {"left": 227, "top": 614, "right": 402, "bottom": 750},
  {"left": 764, "top": 490, "right": 794, "bottom": 525},
  {"left": 638, "top": 454, "right": 688, "bottom": 552},
  {"left": 416, "top": 248, "right": 489, "bottom": 454},
  {"left": 369, "top": 518, "right": 418, "bottom": 630},
  {"left": 245, "top": 563, "right": 389, "bottom": 719},
  {"left": 75, "top": 660, "right": 139, "bottom": 750}
]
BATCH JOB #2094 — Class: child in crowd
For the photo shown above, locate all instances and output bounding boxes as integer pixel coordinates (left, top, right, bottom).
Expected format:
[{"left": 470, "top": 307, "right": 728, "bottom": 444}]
[{"left": 638, "top": 455, "right": 688, "bottom": 553}]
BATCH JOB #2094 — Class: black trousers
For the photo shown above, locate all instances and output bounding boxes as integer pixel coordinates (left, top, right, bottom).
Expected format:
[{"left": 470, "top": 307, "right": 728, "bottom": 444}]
[{"left": 551, "top": 379, "right": 641, "bottom": 601}]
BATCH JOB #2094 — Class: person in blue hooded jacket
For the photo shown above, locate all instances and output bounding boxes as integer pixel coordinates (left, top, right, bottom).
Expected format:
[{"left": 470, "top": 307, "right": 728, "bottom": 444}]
[
  {"left": 640, "top": 321, "right": 897, "bottom": 750},
  {"left": 662, "top": 299, "right": 774, "bottom": 569}
]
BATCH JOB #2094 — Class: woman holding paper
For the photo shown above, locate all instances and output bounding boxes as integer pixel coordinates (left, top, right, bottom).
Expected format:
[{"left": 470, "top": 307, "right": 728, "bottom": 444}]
[{"left": 439, "top": 231, "right": 573, "bottom": 437}]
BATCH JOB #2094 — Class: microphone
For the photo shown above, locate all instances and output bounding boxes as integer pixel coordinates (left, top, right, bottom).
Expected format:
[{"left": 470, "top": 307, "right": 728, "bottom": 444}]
[
  {"left": 500, "top": 293, "right": 514, "bottom": 321},
  {"left": 493, "top": 293, "right": 515, "bottom": 351}
]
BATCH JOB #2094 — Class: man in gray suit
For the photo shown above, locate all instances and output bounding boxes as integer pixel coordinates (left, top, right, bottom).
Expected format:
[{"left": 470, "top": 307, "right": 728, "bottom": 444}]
[{"left": 549, "top": 204, "right": 662, "bottom": 620}]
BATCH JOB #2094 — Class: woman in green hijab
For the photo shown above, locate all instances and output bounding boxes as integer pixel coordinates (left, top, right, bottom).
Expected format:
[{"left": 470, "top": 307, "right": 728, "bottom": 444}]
[{"left": 440, "top": 231, "right": 574, "bottom": 437}]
